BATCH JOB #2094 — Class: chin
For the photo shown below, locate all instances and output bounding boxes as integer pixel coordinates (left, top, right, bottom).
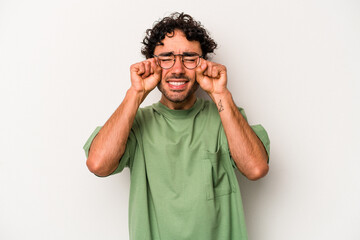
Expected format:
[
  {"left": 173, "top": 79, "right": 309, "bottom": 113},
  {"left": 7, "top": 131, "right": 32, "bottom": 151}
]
[{"left": 158, "top": 82, "right": 199, "bottom": 104}]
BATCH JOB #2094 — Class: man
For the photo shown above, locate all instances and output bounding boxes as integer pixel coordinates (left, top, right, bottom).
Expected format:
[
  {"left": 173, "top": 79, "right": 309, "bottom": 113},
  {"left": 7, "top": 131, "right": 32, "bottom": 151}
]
[{"left": 84, "top": 12, "right": 270, "bottom": 240}]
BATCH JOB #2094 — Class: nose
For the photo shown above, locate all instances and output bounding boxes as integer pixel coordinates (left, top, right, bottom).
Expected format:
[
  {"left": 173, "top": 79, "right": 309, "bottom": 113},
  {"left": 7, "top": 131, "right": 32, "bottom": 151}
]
[{"left": 171, "top": 55, "right": 185, "bottom": 74}]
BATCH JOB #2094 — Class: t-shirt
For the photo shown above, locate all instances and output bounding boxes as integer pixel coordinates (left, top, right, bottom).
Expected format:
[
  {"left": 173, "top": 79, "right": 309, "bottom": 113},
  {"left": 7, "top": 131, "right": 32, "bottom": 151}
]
[{"left": 83, "top": 98, "right": 270, "bottom": 240}]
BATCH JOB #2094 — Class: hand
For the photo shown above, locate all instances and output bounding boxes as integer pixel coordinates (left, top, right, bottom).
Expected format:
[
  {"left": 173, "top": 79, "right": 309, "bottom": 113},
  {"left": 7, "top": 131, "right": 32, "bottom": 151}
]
[
  {"left": 130, "top": 58, "right": 162, "bottom": 95},
  {"left": 195, "top": 59, "right": 228, "bottom": 97}
]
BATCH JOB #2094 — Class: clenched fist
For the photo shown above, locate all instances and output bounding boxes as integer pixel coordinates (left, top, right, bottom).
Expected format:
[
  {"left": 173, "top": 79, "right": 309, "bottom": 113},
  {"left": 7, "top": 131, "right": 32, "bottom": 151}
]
[
  {"left": 130, "top": 58, "right": 162, "bottom": 95},
  {"left": 195, "top": 60, "right": 228, "bottom": 97}
]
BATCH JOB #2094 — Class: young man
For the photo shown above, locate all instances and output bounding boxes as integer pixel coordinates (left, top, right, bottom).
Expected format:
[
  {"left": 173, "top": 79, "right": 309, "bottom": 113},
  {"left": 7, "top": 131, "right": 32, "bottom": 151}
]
[{"left": 84, "top": 12, "right": 270, "bottom": 240}]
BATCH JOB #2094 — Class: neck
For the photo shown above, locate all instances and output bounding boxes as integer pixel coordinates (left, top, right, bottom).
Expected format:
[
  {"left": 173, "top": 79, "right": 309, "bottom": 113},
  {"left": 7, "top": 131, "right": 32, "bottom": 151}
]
[{"left": 160, "top": 94, "right": 197, "bottom": 110}]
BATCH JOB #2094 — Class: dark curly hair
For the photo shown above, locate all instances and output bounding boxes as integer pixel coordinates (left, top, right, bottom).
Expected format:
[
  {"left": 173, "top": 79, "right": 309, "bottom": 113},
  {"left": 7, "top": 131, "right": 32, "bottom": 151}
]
[{"left": 141, "top": 12, "right": 217, "bottom": 60}]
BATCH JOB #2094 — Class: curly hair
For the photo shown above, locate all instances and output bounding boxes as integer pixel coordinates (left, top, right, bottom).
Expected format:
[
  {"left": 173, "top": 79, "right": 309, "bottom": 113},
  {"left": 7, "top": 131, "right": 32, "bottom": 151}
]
[{"left": 141, "top": 12, "right": 217, "bottom": 60}]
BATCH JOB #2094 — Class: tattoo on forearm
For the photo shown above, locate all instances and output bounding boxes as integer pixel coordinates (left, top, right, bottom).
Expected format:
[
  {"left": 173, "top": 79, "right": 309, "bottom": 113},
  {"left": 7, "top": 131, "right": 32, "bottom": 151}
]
[{"left": 218, "top": 99, "right": 224, "bottom": 112}]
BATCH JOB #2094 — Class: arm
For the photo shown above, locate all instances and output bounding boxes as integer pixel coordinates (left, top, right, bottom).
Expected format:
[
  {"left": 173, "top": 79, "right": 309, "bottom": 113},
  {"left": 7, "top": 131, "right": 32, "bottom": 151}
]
[
  {"left": 213, "top": 91, "right": 269, "bottom": 180},
  {"left": 86, "top": 58, "right": 162, "bottom": 177},
  {"left": 196, "top": 61, "right": 269, "bottom": 180}
]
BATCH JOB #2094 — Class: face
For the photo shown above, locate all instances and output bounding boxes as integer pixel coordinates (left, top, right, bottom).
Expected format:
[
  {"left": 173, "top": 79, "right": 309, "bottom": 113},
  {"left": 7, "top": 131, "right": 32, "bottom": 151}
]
[{"left": 154, "top": 30, "right": 202, "bottom": 109}]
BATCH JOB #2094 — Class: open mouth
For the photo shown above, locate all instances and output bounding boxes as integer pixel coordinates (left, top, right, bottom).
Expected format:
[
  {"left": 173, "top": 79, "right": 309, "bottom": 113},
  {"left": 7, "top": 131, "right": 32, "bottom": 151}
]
[
  {"left": 167, "top": 81, "right": 188, "bottom": 90},
  {"left": 168, "top": 81, "right": 186, "bottom": 86}
]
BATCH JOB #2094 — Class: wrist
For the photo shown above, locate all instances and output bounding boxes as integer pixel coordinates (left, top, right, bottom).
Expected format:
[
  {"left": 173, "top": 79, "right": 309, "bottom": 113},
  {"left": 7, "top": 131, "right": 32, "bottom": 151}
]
[
  {"left": 209, "top": 90, "right": 238, "bottom": 114},
  {"left": 127, "top": 87, "right": 148, "bottom": 106},
  {"left": 209, "top": 89, "right": 231, "bottom": 103}
]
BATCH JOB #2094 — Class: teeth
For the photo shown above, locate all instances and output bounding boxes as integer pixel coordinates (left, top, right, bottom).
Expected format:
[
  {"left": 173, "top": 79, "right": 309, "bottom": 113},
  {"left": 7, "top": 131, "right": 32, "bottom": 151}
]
[{"left": 169, "top": 82, "right": 186, "bottom": 86}]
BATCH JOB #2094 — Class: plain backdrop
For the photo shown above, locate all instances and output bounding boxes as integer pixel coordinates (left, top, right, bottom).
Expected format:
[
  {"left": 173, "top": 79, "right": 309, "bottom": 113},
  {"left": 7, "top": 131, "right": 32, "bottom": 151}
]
[{"left": 1, "top": 0, "right": 359, "bottom": 239}]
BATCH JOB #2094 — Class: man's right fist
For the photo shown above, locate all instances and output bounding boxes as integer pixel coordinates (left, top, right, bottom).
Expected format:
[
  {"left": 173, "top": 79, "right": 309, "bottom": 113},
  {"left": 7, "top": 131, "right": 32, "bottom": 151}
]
[{"left": 130, "top": 58, "right": 162, "bottom": 94}]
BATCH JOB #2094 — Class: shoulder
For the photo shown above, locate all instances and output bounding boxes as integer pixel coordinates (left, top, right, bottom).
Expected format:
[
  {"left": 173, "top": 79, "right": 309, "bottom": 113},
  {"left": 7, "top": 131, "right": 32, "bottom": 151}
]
[
  {"left": 135, "top": 104, "right": 158, "bottom": 118},
  {"left": 133, "top": 104, "right": 160, "bottom": 127},
  {"left": 195, "top": 99, "right": 222, "bottom": 124},
  {"left": 200, "top": 99, "right": 217, "bottom": 113},
  {"left": 200, "top": 99, "right": 248, "bottom": 122}
]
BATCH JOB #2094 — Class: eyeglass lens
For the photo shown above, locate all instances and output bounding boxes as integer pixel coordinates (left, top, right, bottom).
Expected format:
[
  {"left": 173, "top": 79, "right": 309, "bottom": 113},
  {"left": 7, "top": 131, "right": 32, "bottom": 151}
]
[{"left": 156, "top": 54, "right": 201, "bottom": 69}]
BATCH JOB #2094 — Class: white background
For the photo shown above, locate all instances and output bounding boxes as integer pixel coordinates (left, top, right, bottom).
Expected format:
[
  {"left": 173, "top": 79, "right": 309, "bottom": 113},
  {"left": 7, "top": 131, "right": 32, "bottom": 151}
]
[{"left": 1, "top": 0, "right": 359, "bottom": 239}]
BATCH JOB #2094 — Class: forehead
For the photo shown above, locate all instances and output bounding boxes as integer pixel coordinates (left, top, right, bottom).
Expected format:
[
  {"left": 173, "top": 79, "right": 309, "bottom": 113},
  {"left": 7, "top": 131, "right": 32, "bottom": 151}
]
[{"left": 154, "top": 30, "right": 202, "bottom": 55}]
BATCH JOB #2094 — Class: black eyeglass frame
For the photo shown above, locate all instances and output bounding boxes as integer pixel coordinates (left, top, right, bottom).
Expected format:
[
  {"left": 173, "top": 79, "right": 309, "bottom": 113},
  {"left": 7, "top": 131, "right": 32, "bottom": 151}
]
[{"left": 153, "top": 53, "right": 204, "bottom": 70}]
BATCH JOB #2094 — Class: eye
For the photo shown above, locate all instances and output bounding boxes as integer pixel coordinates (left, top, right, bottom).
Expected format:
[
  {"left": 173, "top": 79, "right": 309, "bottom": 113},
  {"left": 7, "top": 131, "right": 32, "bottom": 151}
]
[
  {"left": 159, "top": 57, "right": 173, "bottom": 62},
  {"left": 183, "top": 56, "right": 197, "bottom": 62}
]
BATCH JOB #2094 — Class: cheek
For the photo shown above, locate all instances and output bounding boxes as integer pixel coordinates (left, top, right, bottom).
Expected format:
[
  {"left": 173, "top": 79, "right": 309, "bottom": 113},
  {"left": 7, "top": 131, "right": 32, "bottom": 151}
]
[
  {"left": 161, "top": 70, "right": 170, "bottom": 81},
  {"left": 187, "top": 71, "right": 196, "bottom": 81}
]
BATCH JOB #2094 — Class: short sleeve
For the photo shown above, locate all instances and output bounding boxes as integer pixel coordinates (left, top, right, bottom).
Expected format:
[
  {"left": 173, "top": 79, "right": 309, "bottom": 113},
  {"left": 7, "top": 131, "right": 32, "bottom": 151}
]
[{"left": 83, "top": 126, "right": 137, "bottom": 176}]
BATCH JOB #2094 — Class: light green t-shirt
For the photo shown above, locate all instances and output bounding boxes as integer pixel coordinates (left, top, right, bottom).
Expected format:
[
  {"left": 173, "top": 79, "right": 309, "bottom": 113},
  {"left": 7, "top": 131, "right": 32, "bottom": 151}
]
[{"left": 83, "top": 98, "right": 270, "bottom": 240}]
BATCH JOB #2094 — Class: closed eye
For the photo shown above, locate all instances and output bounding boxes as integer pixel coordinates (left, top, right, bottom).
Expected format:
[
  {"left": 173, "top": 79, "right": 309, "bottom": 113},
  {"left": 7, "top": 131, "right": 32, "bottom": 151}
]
[
  {"left": 159, "top": 58, "right": 174, "bottom": 62},
  {"left": 183, "top": 57, "right": 197, "bottom": 62}
]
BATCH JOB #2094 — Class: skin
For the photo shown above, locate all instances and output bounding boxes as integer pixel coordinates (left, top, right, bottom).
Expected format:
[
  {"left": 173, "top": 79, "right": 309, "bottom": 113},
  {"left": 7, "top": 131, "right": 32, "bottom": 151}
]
[
  {"left": 154, "top": 30, "right": 201, "bottom": 110},
  {"left": 86, "top": 29, "right": 269, "bottom": 180}
]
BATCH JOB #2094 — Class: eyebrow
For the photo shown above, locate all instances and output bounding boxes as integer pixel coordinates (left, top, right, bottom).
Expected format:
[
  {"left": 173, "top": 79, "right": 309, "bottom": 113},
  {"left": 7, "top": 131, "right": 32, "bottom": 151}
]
[
  {"left": 158, "top": 52, "right": 174, "bottom": 56},
  {"left": 182, "top": 52, "right": 199, "bottom": 56},
  {"left": 158, "top": 51, "right": 200, "bottom": 56}
]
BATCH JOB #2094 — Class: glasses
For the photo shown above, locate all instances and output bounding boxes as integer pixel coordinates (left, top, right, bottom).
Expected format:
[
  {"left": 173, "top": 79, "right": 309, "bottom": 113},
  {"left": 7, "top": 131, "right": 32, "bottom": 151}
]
[{"left": 153, "top": 53, "right": 203, "bottom": 70}]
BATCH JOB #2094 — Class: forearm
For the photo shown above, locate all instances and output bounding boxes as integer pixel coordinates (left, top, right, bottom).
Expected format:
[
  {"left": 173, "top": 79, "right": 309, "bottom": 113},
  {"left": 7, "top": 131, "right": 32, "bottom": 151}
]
[
  {"left": 210, "top": 90, "right": 269, "bottom": 180},
  {"left": 86, "top": 88, "right": 145, "bottom": 176}
]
